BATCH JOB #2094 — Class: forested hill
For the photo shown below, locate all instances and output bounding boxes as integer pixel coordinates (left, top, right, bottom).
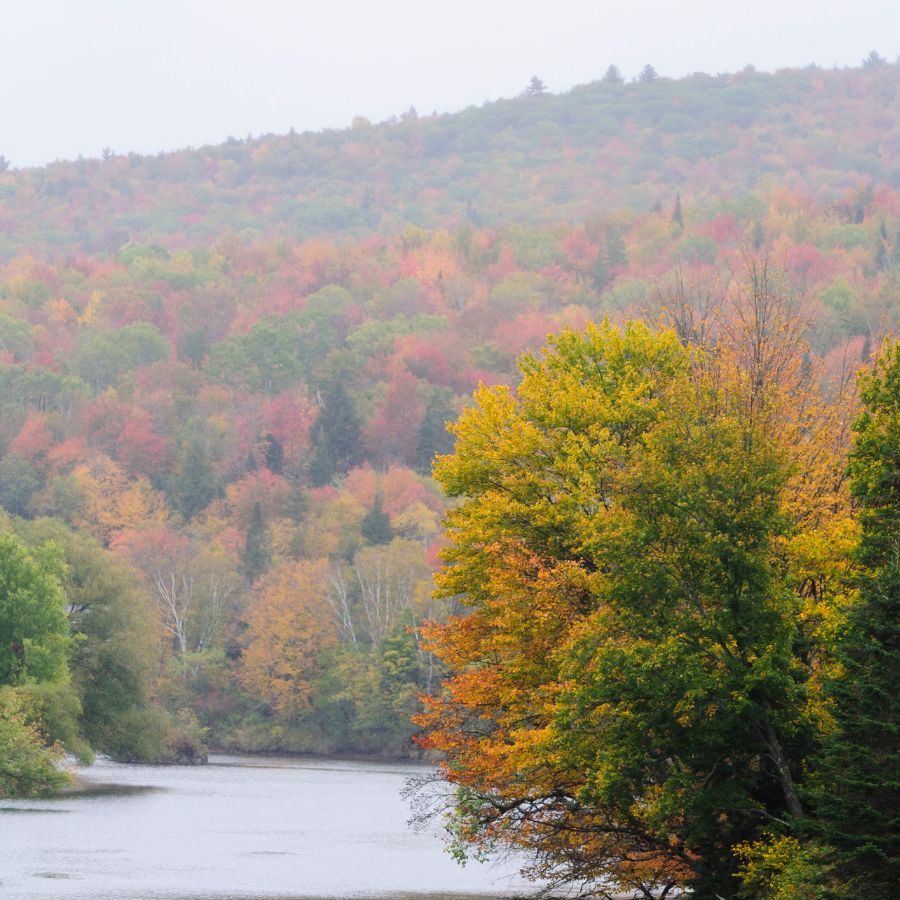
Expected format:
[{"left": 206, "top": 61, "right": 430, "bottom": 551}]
[
  {"left": 1, "top": 52, "right": 898, "bottom": 795},
  {"left": 2, "top": 60, "right": 899, "bottom": 258}
]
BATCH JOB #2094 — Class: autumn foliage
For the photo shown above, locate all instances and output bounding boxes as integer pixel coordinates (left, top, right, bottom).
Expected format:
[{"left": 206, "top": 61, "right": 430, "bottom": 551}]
[{"left": 415, "top": 292, "right": 870, "bottom": 896}]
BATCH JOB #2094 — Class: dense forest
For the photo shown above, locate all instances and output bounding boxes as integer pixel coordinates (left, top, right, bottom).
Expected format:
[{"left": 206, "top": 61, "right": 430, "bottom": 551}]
[
  {"left": 1, "top": 58, "right": 898, "bottom": 258},
  {"left": 0, "top": 57, "right": 897, "bottom": 897}
]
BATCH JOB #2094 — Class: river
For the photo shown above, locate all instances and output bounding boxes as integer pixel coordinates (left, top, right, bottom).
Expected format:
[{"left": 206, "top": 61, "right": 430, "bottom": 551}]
[{"left": 1, "top": 753, "right": 539, "bottom": 899}]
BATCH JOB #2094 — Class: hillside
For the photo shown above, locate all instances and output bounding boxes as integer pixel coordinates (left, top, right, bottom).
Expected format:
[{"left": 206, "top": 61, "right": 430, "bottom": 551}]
[
  {"left": 1, "top": 61, "right": 898, "bottom": 258},
  {"left": 0, "top": 59, "right": 897, "bottom": 771}
]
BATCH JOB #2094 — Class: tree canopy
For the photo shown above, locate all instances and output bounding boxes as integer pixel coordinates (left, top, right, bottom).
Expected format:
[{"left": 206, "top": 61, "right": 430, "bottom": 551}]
[{"left": 417, "top": 313, "right": 854, "bottom": 896}]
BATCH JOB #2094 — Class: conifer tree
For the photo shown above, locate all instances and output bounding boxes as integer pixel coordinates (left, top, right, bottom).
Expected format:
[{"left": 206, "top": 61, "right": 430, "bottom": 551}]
[
  {"left": 605, "top": 227, "right": 627, "bottom": 270},
  {"left": 672, "top": 192, "right": 684, "bottom": 229},
  {"left": 811, "top": 340, "right": 900, "bottom": 895},
  {"left": 173, "top": 437, "right": 217, "bottom": 521},
  {"left": 308, "top": 383, "right": 362, "bottom": 486},
  {"left": 751, "top": 220, "right": 766, "bottom": 250},
  {"left": 241, "top": 501, "right": 271, "bottom": 584},
  {"left": 263, "top": 433, "right": 284, "bottom": 474},
  {"left": 414, "top": 395, "right": 455, "bottom": 475},
  {"left": 524, "top": 76, "right": 547, "bottom": 96},
  {"left": 602, "top": 64, "right": 623, "bottom": 85},
  {"left": 361, "top": 493, "right": 392, "bottom": 545}
]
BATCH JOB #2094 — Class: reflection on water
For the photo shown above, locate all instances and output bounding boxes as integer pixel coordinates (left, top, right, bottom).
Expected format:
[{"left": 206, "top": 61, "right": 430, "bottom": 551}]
[{"left": 0, "top": 754, "right": 538, "bottom": 899}]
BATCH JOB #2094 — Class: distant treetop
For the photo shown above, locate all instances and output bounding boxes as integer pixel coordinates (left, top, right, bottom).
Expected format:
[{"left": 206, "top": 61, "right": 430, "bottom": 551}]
[
  {"left": 602, "top": 64, "right": 624, "bottom": 84},
  {"left": 524, "top": 75, "right": 547, "bottom": 96}
]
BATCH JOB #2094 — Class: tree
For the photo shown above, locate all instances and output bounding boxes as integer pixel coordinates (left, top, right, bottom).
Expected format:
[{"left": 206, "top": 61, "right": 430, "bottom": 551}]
[
  {"left": 0, "top": 690, "right": 69, "bottom": 797},
  {"left": 0, "top": 453, "right": 42, "bottom": 517},
  {"left": 239, "top": 559, "right": 337, "bottom": 719},
  {"left": 672, "top": 191, "right": 683, "bottom": 229},
  {"left": 639, "top": 63, "right": 658, "bottom": 82},
  {"left": 241, "top": 501, "right": 271, "bottom": 584},
  {"left": 810, "top": 339, "right": 900, "bottom": 895},
  {"left": 172, "top": 436, "right": 217, "bottom": 521},
  {"left": 414, "top": 393, "right": 456, "bottom": 475},
  {"left": 361, "top": 493, "right": 392, "bottom": 545},
  {"left": 605, "top": 226, "right": 627, "bottom": 271},
  {"left": 116, "top": 526, "right": 240, "bottom": 657},
  {"left": 353, "top": 538, "right": 426, "bottom": 646},
  {"left": 0, "top": 531, "right": 75, "bottom": 796},
  {"left": 524, "top": 76, "right": 547, "bottom": 96},
  {"left": 15, "top": 518, "right": 162, "bottom": 761},
  {"left": 0, "top": 533, "right": 69, "bottom": 686},
  {"left": 308, "top": 382, "right": 362, "bottom": 486},
  {"left": 262, "top": 432, "right": 285, "bottom": 474},
  {"left": 416, "top": 320, "right": 826, "bottom": 897},
  {"left": 602, "top": 64, "right": 623, "bottom": 84},
  {"left": 862, "top": 50, "right": 888, "bottom": 69},
  {"left": 72, "top": 455, "right": 167, "bottom": 545}
]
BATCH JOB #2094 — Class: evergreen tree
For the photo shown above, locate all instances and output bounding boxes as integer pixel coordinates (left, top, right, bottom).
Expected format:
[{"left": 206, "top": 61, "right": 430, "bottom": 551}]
[
  {"left": 241, "top": 501, "right": 271, "bottom": 584},
  {"left": 862, "top": 50, "right": 888, "bottom": 69},
  {"left": 751, "top": 220, "right": 766, "bottom": 251},
  {"left": 875, "top": 220, "right": 890, "bottom": 272},
  {"left": 308, "top": 383, "right": 362, "bottom": 486},
  {"left": 524, "top": 76, "right": 547, "bottom": 96},
  {"left": 414, "top": 395, "right": 455, "bottom": 475},
  {"left": 602, "top": 64, "right": 623, "bottom": 85},
  {"left": 605, "top": 227, "right": 627, "bottom": 270},
  {"left": 173, "top": 437, "right": 217, "bottom": 521},
  {"left": 591, "top": 250, "right": 610, "bottom": 293},
  {"left": 672, "top": 191, "right": 684, "bottom": 229},
  {"left": 639, "top": 63, "right": 658, "bottom": 82},
  {"left": 263, "top": 433, "right": 284, "bottom": 474},
  {"left": 361, "top": 493, "right": 392, "bottom": 545},
  {"left": 811, "top": 340, "right": 900, "bottom": 895}
]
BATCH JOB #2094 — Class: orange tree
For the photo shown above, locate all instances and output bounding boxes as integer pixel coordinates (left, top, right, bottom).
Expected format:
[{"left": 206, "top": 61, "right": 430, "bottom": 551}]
[{"left": 416, "top": 319, "right": 847, "bottom": 898}]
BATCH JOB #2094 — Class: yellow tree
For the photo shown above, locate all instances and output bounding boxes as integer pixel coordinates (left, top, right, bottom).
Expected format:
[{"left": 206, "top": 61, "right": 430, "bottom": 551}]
[
  {"left": 416, "top": 315, "right": 853, "bottom": 898},
  {"left": 72, "top": 454, "right": 167, "bottom": 545},
  {"left": 240, "top": 559, "right": 337, "bottom": 719}
]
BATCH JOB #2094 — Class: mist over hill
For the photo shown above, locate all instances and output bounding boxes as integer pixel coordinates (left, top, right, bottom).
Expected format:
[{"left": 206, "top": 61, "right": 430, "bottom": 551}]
[{"left": 1, "top": 60, "right": 898, "bottom": 259}]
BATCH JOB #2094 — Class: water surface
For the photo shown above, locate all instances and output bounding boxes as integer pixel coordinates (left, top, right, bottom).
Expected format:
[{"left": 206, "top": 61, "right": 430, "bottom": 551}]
[{"left": 1, "top": 753, "right": 538, "bottom": 899}]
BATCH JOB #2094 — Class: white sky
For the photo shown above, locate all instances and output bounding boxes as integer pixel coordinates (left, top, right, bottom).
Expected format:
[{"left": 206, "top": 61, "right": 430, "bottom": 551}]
[{"left": 1, "top": 0, "right": 898, "bottom": 168}]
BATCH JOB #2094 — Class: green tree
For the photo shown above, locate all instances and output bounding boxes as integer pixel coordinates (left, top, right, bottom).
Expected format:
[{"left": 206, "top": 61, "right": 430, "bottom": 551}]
[
  {"left": 15, "top": 519, "right": 161, "bottom": 761},
  {"left": 0, "top": 453, "right": 42, "bottom": 517},
  {"left": 602, "top": 64, "right": 624, "bottom": 84},
  {"left": 605, "top": 226, "right": 627, "bottom": 270},
  {"left": 173, "top": 435, "right": 217, "bottom": 520},
  {"left": 414, "top": 393, "right": 456, "bottom": 475},
  {"left": 0, "top": 531, "right": 77, "bottom": 795},
  {"left": 241, "top": 501, "right": 271, "bottom": 584},
  {"left": 0, "top": 533, "right": 69, "bottom": 686},
  {"left": 308, "top": 382, "right": 362, "bottom": 486},
  {"left": 524, "top": 76, "right": 547, "bottom": 96},
  {"left": 810, "top": 339, "right": 900, "bottom": 895},
  {"left": 419, "top": 321, "right": 819, "bottom": 898},
  {"left": 0, "top": 313, "right": 35, "bottom": 362},
  {"left": 0, "top": 690, "right": 69, "bottom": 797},
  {"left": 263, "top": 433, "right": 285, "bottom": 474},
  {"left": 361, "top": 493, "right": 392, "bottom": 545},
  {"left": 672, "top": 191, "right": 684, "bottom": 229}
]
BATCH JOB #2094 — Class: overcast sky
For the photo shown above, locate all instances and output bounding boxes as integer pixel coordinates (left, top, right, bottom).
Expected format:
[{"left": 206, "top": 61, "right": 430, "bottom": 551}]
[{"left": 2, "top": 0, "right": 897, "bottom": 169}]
